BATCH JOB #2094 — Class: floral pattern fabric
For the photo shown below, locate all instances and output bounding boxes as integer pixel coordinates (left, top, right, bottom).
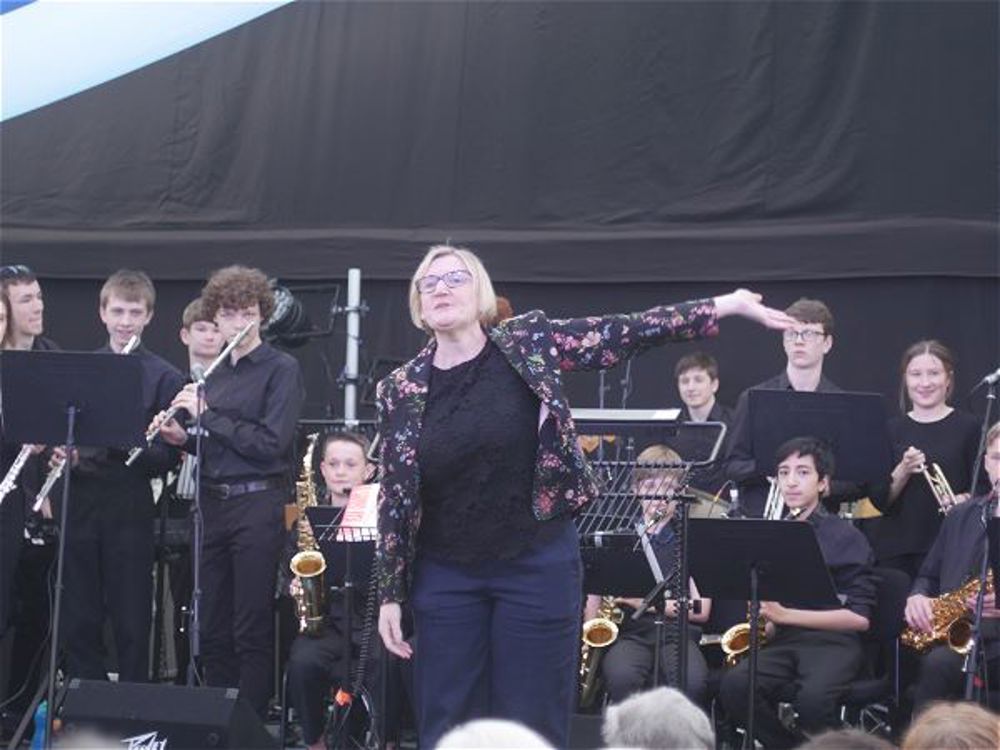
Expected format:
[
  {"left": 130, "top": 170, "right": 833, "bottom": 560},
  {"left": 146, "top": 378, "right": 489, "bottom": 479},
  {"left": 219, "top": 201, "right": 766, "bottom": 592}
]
[{"left": 376, "top": 298, "right": 719, "bottom": 604}]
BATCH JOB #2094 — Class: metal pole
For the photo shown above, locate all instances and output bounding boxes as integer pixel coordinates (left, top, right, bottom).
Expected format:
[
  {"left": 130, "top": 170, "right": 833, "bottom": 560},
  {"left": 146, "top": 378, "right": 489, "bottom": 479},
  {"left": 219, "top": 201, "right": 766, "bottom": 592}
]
[{"left": 344, "top": 268, "right": 361, "bottom": 426}]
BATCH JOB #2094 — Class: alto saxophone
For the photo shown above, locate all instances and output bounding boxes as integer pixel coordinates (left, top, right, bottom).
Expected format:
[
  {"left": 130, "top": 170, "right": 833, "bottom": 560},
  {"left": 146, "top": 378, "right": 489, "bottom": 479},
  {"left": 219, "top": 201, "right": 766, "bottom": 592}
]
[
  {"left": 289, "top": 433, "right": 328, "bottom": 636},
  {"left": 579, "top": 596, "right": 623, "bottom": 708},
  {"left": 901, "top": 571, "right": 995, "bottom": 655}
]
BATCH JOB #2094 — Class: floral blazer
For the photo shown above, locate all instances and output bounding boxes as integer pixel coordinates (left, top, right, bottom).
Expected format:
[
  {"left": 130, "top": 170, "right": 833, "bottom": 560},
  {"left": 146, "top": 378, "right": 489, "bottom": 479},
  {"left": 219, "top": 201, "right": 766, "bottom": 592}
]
[{"left": 375, "top": 298, "right": 720, "bottom": 604}]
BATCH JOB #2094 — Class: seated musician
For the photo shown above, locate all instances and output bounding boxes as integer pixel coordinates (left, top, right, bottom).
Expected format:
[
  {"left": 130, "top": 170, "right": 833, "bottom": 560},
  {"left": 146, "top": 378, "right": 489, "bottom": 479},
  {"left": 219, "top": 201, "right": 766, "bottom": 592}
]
[
  {"left": 903, "top": 421, "right": 1000, "bottom": 712},
  {"left": 718, "top": 437, "right": 876, "bottom": 749},
  {"left": 285, "top": 430, "right": 377, "bottom": 750},
  {"left": 584, "top": 444, "right": 712, "bottom": 708}
]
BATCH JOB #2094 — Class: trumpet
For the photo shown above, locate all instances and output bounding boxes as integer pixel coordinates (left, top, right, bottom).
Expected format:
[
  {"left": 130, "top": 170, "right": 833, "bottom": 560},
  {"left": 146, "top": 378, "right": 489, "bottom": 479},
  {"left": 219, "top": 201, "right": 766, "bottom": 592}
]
[
  {"left": 922, "top": 462, "right": 958, "bottom": 514},
  {"left": 32, "top": 335, "right": 141, "bottom": 511},
  {"left": 764, "top": 476, "right": 785, "bottom": 520},
  {"left": 125, "top": 321, "right": 255, "bottom": 466}
]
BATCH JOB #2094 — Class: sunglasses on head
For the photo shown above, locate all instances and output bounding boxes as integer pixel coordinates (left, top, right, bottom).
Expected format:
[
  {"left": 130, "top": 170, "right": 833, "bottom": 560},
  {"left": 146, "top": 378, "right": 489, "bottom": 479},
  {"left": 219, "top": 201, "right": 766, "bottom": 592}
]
[{"left": 0, "top": 265, "right": 33, "bottom": 280}]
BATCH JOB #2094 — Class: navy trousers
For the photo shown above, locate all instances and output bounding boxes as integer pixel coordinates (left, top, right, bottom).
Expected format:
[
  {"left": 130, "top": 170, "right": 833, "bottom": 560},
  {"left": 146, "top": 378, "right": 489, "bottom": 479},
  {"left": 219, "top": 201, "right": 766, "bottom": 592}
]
[{"left": 411, "top": 520, "right": 581, "bottom": 749}]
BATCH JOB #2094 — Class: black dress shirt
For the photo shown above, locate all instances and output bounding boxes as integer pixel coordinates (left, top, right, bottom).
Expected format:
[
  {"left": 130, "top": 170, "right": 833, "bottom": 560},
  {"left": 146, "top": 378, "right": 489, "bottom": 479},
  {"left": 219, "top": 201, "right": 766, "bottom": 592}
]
[
  {"left": 188, "top": 342, "right": 304, "bottom": 482},
  {"left": 803, "top": 507, "right": 877, "bottom": 622}
]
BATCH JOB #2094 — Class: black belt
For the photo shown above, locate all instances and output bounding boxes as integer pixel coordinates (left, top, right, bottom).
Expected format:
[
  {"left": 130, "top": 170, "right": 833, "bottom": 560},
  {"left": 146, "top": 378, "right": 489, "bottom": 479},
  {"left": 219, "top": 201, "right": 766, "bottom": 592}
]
[{"left": 203, "top": 477, "right": 286, "bottom": 500}]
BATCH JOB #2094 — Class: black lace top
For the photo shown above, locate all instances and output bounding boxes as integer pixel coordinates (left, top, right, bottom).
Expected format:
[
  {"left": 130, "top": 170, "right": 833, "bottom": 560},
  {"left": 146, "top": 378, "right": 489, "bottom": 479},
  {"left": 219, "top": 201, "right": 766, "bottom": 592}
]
[{"left": 416, "top": 340, "right": 551, "bottom": 564}]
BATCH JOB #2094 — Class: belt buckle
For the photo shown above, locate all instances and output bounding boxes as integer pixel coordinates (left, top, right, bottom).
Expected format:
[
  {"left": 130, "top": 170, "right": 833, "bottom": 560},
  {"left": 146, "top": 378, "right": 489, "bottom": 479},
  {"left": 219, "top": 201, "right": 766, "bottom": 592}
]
[{"left": 215, "top": 484, "right": 232, "bottom": 500}]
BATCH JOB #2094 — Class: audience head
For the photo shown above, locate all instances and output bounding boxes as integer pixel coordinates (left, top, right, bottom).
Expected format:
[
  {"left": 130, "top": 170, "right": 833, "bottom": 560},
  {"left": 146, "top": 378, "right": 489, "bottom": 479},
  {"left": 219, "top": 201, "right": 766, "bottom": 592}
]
[
  {"left": 602, "top": 686, "right": 714, "bottom": 749},
  {"left": 902, "top": 701, "right": 999, "bottom": 750},
  {"left": 797, "top": 728, "right": 895, "bottom": 749},
  {"left": 898, "top": 339, "right": 955, "bottom": 414},
  {"left": 436, "top": 718, "right": 553, "bottom": 748}
]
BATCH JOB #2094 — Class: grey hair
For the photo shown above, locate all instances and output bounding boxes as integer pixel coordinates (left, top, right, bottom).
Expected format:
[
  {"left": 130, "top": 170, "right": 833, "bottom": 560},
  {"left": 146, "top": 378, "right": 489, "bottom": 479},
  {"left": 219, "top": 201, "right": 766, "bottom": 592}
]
[
  {"left": 602, "top": 686, "right": 714, "bottom": 749},
  {"left": 436, "top": 718, "right": 554, "bottom": 749}
]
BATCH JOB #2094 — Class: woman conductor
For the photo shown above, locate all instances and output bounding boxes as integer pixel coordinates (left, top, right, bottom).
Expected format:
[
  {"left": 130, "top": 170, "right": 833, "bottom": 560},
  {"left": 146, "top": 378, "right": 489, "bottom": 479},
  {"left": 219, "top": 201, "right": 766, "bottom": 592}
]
[{"left": 375, "top": 245, "right": 793, "bottom": 747}]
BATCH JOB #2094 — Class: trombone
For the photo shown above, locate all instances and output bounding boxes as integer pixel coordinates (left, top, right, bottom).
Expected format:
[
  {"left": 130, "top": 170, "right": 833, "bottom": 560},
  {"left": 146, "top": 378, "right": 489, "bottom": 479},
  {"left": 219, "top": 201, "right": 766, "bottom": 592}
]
[
  {"left": 124, "top": 320, "right": 255, "bottom": 466},
  {"left": 922, "top": 462, "right": 958, "bottom": 514}
]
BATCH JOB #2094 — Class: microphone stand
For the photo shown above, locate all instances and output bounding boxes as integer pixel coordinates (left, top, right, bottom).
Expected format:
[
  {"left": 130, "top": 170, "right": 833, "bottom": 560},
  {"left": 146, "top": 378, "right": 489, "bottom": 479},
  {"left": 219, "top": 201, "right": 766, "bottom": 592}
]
[
  {"left": 187, "top": 379, "right": 207, "bottom": 685},
  {"left": 969, "top": 381, "right": 997, "bottom": 494}
]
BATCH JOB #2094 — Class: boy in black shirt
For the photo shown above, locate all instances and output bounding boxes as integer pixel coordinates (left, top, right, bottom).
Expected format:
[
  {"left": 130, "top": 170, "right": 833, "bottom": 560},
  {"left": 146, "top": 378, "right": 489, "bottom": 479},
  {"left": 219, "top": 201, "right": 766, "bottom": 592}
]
[
  {"left": 904, "top": 422, "right": 1000, "bottom": 711},
  {"left": 719, "top": 437, "right": 876, "bottom": 748},
  {"left": 61, "top": 270, "right": 184, "bottom": 682},
  {"left": 157, "top": 265, "right": 304, "bottom": 717}
]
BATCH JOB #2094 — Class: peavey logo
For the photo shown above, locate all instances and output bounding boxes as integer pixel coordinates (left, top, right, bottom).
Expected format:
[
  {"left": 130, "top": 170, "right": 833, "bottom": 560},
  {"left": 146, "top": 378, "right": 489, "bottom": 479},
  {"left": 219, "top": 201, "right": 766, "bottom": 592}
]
[{"left": 120, "top": 731, "right": 168, "bottom": 750}]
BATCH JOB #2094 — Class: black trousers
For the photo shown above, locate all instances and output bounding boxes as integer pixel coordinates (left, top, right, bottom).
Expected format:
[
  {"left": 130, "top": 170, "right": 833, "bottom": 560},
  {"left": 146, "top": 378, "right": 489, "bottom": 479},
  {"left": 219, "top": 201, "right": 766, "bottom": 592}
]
[
  {"left": 601, "top": 620, "right": 709, "bottom": 708},
  {"left": 912, "top": 643, "right": 1000, "bottom": 713},
  {"left": 286, "top": 607, "right": 386, "bottom": 747},
  {"left": 200, "top": 488, "right": 285, "bottom": 718},
  {"left": 62, "top": 487, "right": 155, "bottom": 683},
  {"left": 0, "top": 488, "right": 25, "bottom": 638},
  {"left": 719, "top": 628, "right": 862, "bottom": 749}
]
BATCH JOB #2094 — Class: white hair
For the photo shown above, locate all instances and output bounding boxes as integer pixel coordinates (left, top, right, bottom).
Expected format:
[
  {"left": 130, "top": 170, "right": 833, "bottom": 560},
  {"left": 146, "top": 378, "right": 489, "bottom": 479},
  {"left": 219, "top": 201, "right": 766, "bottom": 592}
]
[
  {"left": 603, "top": 686, "right": 714, "bottom": 749},
  {"left": 436, "top": 718, "right": 554, "bottom": 749}
]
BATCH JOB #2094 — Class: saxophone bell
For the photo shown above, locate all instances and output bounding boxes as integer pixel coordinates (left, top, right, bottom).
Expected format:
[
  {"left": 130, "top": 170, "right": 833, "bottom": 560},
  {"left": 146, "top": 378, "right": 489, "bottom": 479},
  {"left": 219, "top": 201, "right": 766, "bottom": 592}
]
[{"left": 290, "top": 549, "right": 328, "bottom": 636}]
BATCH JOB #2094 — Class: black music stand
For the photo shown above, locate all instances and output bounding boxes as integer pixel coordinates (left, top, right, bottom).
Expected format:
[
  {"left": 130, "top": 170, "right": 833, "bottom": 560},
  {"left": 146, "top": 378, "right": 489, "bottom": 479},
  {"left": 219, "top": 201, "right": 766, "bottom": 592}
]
[
  {"left": 1, "top": 351, "right": 144, "bottom": 750},
  {"left": 688, "top": 518, "right": 839, "bottom": 749},
  {"left": 306, "top": 506, "right": 378, "bottom": 747},
  {"left": 744, "top": 390, "right": 892, "bottom": 516}
]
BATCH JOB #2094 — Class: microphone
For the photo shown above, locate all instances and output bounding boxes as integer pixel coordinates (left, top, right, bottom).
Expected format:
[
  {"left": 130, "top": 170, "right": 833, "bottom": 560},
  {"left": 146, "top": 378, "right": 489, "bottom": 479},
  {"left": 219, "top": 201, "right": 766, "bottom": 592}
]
[{"left": 975, "top": 366, "right": 1000, "bottom": 389}]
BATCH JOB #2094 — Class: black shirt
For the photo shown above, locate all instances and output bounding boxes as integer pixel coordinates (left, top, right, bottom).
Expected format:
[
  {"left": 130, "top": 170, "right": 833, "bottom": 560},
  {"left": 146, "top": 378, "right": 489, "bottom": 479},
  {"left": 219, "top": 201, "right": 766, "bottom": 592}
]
[
  {"left": 188, "top": 342, "right": 304, "bottom": 482},
  {"left": 803, "top": 507, "right": 877, "bottom": 622},
  {"left": 870, "top": 410, "right": 982, "bottom": 560},
  {"left": 416, "top": 340, "right": 551, "bottom": 564}
]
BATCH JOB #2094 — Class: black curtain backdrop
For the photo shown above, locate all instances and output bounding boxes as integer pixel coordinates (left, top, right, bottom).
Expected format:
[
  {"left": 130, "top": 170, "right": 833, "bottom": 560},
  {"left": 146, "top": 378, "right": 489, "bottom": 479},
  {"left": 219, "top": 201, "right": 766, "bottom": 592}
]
[{"left": 1, "top": 1, "right": 997, "bottom": 421}]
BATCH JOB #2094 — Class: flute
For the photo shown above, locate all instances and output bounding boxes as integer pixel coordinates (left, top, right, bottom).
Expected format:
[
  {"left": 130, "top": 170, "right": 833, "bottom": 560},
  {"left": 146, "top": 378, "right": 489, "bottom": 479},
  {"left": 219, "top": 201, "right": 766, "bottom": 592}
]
[
  {"left": 124, "top": 321, "right": 255, "bottom": 467},
  {"left": 0, "top": 445, "right": 35, "bottom": 506},
  {"left": 32, "top": 335, "right": 141, "bottom": 512}
]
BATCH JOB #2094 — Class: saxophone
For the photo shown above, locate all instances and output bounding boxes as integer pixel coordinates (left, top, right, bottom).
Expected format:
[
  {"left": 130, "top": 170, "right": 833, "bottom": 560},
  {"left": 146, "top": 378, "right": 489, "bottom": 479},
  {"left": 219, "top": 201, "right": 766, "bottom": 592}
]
[
  {"left": 720, "top": 607, "right": 768, "bottom": 667},
  {"left": 289, "top": 433, "right": 328, "bottom": 636},
  {"left": 579, "top": 596, "right": 623, "bottom": 708},
  {"left": 901, "top": 571, "right": 995, "bottom": 655}
]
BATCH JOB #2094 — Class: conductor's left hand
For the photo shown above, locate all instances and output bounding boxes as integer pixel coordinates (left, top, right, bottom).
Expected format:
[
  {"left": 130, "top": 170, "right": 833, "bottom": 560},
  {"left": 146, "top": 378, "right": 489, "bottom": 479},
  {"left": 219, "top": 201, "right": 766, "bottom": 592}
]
[
  {"left": 714, "top": 289, "right": 797, "bottom": 331},
  {"left": 379, "top": 603, "right": 412, "bottom": 659}
]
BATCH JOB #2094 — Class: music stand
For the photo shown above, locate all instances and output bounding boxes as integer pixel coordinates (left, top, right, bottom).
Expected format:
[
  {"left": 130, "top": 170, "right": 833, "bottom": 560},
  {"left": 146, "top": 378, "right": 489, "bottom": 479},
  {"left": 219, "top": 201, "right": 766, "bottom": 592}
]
[
  {"left": 305, "top": 505, "right": 379, "bottom": 747},
  {"left": 688, "top": 518, "right": 839, "bottom": 748},
  {"left": 1, "top": 351, "right": 144, "bottom": 749},
  {"left": 748, "top": 390, "right": 892, "bottom": 484},
  {"left": 963, "top": 513, "right": 1000, "bottom": 700}
]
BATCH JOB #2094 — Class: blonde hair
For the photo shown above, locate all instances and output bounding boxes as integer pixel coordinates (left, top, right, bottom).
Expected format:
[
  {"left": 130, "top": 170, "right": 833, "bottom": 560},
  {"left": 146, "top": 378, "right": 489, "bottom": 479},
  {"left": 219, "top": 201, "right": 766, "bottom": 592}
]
[
  {"left": 902, "top": 701, "right": 999, "bottom": 750},
  {"left": 634, "top": 444, "right": 683, "bottom": 484},
  {"left": 408, "top": 245, "right": 497, "bottom": 333}
]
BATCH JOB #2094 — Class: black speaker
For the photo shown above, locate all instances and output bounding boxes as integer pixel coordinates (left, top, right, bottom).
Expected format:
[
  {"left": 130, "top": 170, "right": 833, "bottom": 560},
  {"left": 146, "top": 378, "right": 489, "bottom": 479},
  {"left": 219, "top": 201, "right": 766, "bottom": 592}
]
[{"left": 59, "top": 679, "right": 275, "bottom": 749}]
